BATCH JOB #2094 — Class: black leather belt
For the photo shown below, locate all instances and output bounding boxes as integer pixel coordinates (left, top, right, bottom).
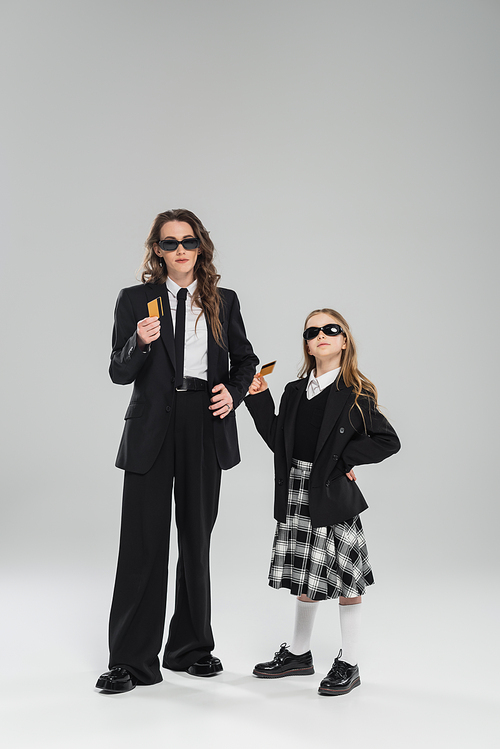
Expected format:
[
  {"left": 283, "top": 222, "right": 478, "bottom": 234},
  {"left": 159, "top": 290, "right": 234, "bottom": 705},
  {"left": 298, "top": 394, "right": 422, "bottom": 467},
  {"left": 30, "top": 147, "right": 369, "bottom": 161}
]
[{"left": 176, "top": 376, "right": 208, "bottom": 392}]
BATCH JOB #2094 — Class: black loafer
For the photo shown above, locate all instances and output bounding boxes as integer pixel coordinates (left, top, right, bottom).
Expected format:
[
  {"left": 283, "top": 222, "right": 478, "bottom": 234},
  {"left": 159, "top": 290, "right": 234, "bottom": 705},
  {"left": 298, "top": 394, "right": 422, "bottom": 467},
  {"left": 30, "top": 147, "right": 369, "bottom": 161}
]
[
  {"left": 253, "top": 643, "right": 314, "bottom": 678},
  {"left": 318, "top": 650, "right": 360, "bottom": 696},
  {"left": 95, "top": 666, "right": 137, "bottom": 693},
  {"left": 186, "top": 654, "right": 223, "bottom": 677}
]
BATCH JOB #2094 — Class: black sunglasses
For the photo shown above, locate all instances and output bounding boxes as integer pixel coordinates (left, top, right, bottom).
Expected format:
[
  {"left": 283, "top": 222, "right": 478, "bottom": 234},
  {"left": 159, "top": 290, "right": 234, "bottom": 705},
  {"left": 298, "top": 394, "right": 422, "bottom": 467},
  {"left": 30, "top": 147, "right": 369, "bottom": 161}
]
[
  {"left": 157, "top": 238, "right": 200, "bottom": 252},
  {"left": 303, "top": 323, "right": 344, "bottom": 341}
]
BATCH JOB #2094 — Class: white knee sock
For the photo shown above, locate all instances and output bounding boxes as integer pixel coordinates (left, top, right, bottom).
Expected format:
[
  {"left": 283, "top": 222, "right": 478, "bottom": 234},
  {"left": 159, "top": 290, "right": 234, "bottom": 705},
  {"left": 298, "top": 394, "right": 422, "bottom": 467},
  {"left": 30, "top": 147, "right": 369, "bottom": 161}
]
[
  {"left": 339, "top": 602, "right": 362, "bottom": 666},
  {"left": 290, "top": 599, "right": 319, "bottom": 655}
]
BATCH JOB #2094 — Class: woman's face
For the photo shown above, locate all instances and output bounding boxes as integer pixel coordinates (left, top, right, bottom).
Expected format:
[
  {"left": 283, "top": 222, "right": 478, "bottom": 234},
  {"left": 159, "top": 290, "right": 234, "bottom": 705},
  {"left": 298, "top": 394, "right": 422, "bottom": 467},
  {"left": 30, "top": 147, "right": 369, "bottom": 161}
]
[
  {"left": 154, "top": 220, "right": 201, "bottom": 283},
  {"left": 305, "top": 312, "right": 346, "bottom": 370}
]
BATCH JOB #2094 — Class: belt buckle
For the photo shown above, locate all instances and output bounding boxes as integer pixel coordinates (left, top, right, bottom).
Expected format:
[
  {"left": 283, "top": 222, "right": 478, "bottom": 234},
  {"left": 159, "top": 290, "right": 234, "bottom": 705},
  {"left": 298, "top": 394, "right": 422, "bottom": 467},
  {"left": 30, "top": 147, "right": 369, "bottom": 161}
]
[{"left": 176, "top": 378, "right": 188, "bottom": 392}]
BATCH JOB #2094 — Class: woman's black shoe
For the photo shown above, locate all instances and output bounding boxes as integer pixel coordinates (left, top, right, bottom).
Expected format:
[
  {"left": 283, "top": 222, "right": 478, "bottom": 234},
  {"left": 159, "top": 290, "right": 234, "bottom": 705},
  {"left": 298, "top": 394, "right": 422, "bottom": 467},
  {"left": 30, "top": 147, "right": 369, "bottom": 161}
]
[
  {"left": 186, "top": 654, "right": 223, "bottom": 677},
  {"left": 318, "top": 650, "right": 360, "bottom": 695},
  {"left": 253, "top": 643, "right": 314, "bottom": 678},
  {"left": 95, "top": 667, "right": 137, "bottom": 693}
]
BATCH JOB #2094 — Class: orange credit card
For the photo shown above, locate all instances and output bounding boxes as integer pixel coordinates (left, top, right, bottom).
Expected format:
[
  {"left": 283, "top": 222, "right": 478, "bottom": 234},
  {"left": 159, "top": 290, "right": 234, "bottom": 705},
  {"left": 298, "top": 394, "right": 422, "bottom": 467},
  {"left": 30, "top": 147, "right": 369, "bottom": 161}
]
[
  {"left": 147, "top": 297, "right": 164, "bottom": 318},
  {"left": 258, "top": 360, "right": 276, "bottom": 377}
]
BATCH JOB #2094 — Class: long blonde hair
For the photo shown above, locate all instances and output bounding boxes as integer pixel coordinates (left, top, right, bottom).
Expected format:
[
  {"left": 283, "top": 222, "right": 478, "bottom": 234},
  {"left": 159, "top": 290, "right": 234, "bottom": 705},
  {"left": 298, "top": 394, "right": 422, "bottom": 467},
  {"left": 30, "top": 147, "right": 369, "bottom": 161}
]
[
  {"left": 140, "top": 209, "right": 223, "bottom": 346},
  {"left": 298, "top": 308, "right": 379, "bottom": 424}
]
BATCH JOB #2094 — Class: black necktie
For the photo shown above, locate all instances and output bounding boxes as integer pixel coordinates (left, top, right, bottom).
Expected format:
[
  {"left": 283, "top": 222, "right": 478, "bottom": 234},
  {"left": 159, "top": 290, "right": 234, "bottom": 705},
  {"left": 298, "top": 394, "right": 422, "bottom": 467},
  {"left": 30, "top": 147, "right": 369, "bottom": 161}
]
[{"left": 174, "top": 287, "right": 188, "bottom": 388}]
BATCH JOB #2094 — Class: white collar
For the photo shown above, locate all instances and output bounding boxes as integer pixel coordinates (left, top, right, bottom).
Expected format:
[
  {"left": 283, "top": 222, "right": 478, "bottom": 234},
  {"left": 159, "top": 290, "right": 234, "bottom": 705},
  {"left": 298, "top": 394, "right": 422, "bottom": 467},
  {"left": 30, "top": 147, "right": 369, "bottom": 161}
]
[
  {"left": 166, "top": 277, "right": 197, "bottom": 297},
  {"left": 307, "top": 366, "right": 341, "bottom": 398}
]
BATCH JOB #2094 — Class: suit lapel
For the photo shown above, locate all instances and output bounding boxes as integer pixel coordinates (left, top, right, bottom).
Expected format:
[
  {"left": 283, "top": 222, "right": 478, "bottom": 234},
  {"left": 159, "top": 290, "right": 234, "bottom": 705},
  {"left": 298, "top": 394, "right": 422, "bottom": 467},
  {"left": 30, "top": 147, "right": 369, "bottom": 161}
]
[
  {"left": 146, "top": 283, "right": 175, "bottom": 368},
  {"left": 285, "top": 380, "right": 307, "bottom": 468},
  {"left": 314, "top": 377, "right": 353, "bottom": 461}
]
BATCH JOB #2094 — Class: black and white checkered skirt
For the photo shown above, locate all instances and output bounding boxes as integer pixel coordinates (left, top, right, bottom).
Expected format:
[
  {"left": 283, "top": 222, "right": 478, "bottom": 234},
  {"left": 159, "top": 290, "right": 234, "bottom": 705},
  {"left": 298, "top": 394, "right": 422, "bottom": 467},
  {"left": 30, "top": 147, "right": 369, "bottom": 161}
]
[{"left": 268, "top": 458, "right": 374, "bottom": 601}]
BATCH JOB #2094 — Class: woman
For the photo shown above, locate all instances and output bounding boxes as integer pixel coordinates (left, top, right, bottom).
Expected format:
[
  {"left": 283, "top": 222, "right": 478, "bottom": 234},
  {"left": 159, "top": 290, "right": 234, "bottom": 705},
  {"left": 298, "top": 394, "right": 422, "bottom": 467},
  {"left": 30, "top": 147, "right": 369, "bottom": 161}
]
[
  {"left": 96, "top": 209, "right": 258, "bottom": 693},
  {"left": 245, "top": 308, "right": 400, "bottom": 695}
]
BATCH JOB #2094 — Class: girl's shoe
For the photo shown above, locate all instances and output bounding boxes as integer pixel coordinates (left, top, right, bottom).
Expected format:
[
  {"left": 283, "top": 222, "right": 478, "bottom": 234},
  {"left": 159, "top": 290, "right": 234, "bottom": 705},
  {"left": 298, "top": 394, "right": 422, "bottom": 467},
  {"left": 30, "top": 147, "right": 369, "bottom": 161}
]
[
  {"left": 318, "top": 650, "right": 360, "bottom": 695},
  {"left": 253, "top": 643, "right": 314, "bottom": 678}
]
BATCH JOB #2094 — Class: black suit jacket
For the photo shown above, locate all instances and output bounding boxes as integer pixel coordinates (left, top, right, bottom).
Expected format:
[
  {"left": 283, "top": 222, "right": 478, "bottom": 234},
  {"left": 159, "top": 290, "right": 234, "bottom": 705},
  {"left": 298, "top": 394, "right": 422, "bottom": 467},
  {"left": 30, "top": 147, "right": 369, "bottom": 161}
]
[
  {"left": 110, "top": 282, "right": 258, "bottom": 474},
  {"left": 245, "top": 376, "right": 401, "bottom": 527}
]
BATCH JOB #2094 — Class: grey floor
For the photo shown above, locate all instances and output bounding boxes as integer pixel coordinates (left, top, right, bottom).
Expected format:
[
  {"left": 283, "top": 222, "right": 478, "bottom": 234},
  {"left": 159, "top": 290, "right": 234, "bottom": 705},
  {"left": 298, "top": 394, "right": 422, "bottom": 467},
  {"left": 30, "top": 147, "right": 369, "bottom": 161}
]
[{"left": 1, "top": 565, "right": 498, "bottom": 749}]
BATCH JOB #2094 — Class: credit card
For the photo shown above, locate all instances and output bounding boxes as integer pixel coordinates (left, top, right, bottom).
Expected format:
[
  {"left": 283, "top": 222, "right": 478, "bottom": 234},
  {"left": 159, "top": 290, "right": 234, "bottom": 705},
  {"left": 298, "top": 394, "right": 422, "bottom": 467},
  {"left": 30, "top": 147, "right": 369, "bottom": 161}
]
[
  {"left": 259, "top": 360, "right": 276, "bottom": 377},
  {"left": 147, "top": 297, "right": 164, "bottom": 318}
]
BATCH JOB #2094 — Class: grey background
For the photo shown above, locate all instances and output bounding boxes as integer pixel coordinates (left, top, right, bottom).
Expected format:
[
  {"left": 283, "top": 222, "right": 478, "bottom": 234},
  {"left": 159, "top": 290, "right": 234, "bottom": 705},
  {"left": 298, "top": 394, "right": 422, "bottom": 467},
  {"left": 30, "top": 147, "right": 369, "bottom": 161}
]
[{"left": 1, "top": 1, "right": 498, "bottom": 747}]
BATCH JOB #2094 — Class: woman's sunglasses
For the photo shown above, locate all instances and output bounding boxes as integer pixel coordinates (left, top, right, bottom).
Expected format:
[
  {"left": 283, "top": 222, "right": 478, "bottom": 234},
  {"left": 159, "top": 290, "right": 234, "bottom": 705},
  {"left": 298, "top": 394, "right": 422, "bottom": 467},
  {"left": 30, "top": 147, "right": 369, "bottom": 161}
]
[
  {"left": 157, "top": 238, "right": 200, "bottom": 252},
  {"left": 303, "top": 323, "right": 344, "bottom": 341}
]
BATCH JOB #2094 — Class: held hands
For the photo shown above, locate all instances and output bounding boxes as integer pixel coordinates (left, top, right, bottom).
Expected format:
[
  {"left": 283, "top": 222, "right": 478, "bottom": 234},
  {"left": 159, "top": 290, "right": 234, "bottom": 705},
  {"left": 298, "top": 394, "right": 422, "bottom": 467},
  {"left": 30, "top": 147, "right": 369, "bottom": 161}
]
[
  {"left": 210, "top": 383, "right": 234, "bottom": 419},
  {"left": 248, "top": 374, "right": 268, "bottom": 395},
  {"left": 137, "top": 316, "right": 161, "bottom": 350}
]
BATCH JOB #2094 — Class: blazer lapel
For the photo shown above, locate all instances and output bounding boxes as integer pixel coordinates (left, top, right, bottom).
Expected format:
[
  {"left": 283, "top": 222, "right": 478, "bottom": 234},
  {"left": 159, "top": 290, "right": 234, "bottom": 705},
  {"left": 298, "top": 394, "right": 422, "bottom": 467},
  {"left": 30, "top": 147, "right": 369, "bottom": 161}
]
[
  {"left": 285, "top": 379, "right": 307, "bottom": 468},
  {"left": 146, "top": 283, "right": 175, "bottom": 368},
  {"left": 314, "top": 376, "right": 353, "bottom": 461}
]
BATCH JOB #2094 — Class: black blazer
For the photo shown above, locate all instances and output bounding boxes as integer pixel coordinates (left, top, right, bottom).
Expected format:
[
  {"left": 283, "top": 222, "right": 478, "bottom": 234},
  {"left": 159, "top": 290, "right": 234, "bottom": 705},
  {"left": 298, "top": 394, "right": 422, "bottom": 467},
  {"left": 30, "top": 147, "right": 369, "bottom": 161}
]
[
  {"left": 110, "top": 282, "right": 258, "bottom": 474},
  {"left": 245, "top": 376, "right": 400, "bottom": 527}
]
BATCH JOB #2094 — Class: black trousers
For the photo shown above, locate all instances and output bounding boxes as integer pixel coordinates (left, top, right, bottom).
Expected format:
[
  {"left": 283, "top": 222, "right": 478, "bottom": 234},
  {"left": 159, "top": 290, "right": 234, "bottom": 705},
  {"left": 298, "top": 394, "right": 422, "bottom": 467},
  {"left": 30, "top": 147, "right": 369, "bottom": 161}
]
[{"left": 108, "top": 390, "right": 222, "bottom": 685}]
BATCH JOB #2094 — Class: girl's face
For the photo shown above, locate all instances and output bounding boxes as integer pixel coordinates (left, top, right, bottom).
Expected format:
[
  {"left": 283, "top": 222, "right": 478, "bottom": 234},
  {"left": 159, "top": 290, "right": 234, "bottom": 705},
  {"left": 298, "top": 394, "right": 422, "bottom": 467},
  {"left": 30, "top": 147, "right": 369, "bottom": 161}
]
[
  {"left": 154, "top": 220, "right": 201, "bottom": 283},
  {"left": 305, "top": 313, "right": 346, "bottom": 371}
]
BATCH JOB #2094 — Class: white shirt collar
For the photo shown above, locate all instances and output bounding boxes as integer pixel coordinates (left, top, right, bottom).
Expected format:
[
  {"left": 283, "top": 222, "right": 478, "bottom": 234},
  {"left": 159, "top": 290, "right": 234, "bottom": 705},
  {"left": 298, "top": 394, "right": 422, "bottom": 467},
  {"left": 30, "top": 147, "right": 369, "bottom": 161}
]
[
  {"left": 306, "top": 367, "right": 341, "bottom": 400},
  {"left": 166, "top": 277, "right": 197, "bottom": 298}
]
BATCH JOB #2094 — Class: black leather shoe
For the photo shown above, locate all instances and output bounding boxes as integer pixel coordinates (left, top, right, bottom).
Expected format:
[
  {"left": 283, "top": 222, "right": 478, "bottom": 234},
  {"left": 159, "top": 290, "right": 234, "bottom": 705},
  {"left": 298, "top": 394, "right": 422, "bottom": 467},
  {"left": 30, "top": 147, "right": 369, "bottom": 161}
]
[
  {"left": 186, "top": 654, "right": 223, "bottom": 677},
  {"left": 318, "top": 650, "right": 360, "bottom": 695},
  {"left": 95, "top": 666, "right": 137, "bottom": 693},
  {"left": 253, "top": 643, "right": 314, "bottom": 678}
]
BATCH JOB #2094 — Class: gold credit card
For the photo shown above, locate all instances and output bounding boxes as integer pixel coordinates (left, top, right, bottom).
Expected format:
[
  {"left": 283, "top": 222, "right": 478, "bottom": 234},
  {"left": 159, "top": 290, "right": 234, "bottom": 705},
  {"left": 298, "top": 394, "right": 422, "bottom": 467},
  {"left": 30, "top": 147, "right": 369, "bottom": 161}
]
[
  {"left": 259, "top": 360, "right": 276, "bottom": 377},
  {"left": 147, "top": 297, "right": 164, "bottom": 318}
]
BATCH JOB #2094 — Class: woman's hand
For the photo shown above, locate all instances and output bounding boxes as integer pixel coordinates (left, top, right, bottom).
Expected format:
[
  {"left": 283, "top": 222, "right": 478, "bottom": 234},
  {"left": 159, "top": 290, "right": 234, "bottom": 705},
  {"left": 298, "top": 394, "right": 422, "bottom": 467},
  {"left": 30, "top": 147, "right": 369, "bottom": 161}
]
[
  {"left": 248, "top": 374, "right": 268, "bottom": 395},
  {"left": 346, "top": 469, "right": 357, "bottom": 481},
  {"left": 137, "top": 316, "right": 161, "bottom": 349},
  {"left": 210, "top": 383, "right": 234, "bottom": 418}
]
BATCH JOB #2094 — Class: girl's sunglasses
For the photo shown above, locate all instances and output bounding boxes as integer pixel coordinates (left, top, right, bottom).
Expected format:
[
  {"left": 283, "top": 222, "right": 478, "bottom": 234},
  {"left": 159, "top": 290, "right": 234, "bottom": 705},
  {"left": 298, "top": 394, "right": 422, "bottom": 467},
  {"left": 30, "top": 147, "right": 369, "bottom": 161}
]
[
  {"left": 157, "top": 238, "right": 200, "bottom": 252},
  {"left": 303, "top": 323, "right": 344, "bottom": 341}
]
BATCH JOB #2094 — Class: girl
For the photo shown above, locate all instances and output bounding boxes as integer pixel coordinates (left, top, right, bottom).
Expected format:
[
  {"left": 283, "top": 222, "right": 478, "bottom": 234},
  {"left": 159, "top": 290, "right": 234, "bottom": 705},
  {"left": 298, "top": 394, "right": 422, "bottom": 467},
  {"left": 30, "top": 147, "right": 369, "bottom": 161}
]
[
  {"left": 245, "top": 308, "right": 400, "bottom": 696},
  {"left": 96, "top": 209, "right": 257, "bottom": 692}
]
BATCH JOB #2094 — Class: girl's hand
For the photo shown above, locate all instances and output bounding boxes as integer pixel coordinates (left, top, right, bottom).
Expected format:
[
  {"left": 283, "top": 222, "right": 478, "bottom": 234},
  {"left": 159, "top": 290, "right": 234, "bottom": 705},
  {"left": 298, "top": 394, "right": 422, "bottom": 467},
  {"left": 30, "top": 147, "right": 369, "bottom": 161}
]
[
  {"left": 346, "top": 469, "right": 357, "bottom": 481},
  {"left": 248, "top": 374, "right": 268, "bottom": 395},
  {"left": 137, "top": 316, "right": 161, "bottom": 349}
]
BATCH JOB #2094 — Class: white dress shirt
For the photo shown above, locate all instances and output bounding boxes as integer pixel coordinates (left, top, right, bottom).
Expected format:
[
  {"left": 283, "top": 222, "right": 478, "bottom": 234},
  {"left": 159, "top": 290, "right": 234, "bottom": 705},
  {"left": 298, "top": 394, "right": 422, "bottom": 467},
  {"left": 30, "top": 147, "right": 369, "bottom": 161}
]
[
  {"left": 306, "top": 367, "right": 341, "bottom": 400},
  {"left": 166, "top": 277, "right": 208, "bottom": 380}
]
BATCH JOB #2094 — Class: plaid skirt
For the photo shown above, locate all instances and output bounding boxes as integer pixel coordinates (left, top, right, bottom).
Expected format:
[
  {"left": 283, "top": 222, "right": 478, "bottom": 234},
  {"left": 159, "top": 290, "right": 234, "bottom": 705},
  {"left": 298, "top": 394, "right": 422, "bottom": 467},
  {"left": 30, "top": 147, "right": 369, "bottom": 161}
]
[{"left": 268, "top": 458, "right": 374, "bottom": 600}]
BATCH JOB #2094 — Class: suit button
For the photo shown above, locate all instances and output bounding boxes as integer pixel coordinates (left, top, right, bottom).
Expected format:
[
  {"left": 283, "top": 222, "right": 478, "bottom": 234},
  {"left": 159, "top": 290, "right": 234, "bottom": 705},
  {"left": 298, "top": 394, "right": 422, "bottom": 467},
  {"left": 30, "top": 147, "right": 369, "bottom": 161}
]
[
  {"left": 325, "top": 481, "right": 330, "bottom": 488},
  {"left": 333, "top": 454, "right": 339, "bottom": 460},
  {"left": 166, "top": 406, "right": 171, "bottom": 413},
  {"left": 278, "top": 479, "right": 284, "bottom": 486},
  {"left": 339, "top": 427, "right": 345, "bottom": 434},
  {"left": 171, "top": 377, "right": 175, "bottom": 383}
]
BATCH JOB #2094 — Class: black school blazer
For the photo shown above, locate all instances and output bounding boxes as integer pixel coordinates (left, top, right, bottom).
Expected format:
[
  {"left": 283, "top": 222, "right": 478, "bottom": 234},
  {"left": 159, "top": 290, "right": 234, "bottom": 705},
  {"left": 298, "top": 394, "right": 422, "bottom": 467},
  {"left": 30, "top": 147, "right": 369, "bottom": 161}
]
[
  {"left": 110, "top": 282, "right": 258, "bottom": 474},
  {"left": 245, "top": 376, "right": 401, "bottom": 527}
]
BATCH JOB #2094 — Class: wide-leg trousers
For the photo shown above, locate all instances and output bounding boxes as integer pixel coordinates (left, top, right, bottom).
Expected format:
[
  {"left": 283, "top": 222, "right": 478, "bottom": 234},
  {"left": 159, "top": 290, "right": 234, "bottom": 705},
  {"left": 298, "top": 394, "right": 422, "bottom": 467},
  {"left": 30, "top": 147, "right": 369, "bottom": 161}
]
[{"left": 108, "top": 389, "right": 222, "bottom": 685}]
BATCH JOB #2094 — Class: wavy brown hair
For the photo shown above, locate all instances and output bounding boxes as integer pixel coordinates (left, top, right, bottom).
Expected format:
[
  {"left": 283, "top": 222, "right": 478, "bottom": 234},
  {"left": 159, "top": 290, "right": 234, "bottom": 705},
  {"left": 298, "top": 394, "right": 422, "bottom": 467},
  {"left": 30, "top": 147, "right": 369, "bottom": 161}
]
[
  {"left": 140, "top": 209, "right": 223, "bottom": 345},
  {"left": 298, "top": 308, "right": 379, "bottom": 426}
]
